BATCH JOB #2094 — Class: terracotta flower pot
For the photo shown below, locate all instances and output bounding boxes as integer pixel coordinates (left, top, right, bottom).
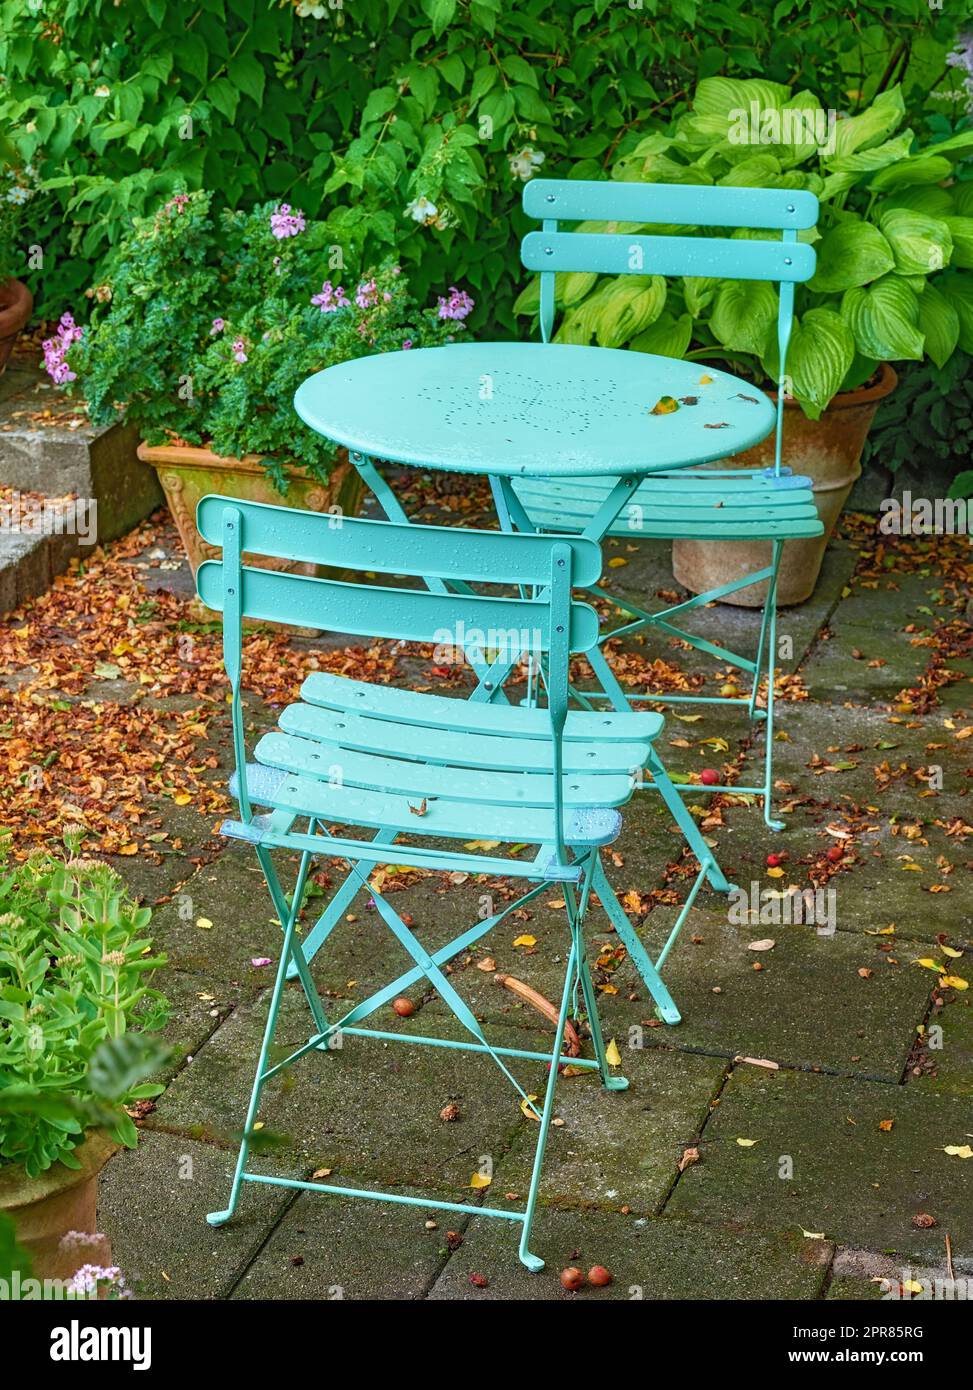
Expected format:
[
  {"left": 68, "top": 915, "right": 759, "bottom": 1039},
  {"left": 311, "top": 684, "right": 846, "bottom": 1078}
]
[
  {"left": 0, "top": 277, "right": 33, "bottom": 374},
  {"left": 0, "top": 1132, "right": 118, "bottom": 1283},
  {"left": 136, "top": 441, "right": 366, "bottom": 578},
  {"left": 672, "top": 363, "right": 898, "bottom": 607}
]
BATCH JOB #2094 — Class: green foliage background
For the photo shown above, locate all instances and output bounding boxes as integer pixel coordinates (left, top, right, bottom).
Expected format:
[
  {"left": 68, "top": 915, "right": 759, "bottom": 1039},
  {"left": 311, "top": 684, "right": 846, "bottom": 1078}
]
[{"left": 1, "top": 0, "right": 964, "bottom": 329}]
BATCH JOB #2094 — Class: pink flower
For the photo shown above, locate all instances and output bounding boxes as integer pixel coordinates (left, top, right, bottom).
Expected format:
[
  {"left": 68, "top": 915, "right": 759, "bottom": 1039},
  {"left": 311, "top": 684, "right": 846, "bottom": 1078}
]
[
  {"left": 355, "top": 278, "right": 378, "bottom": 309},
  {"left": 232, "top": 337, "right": 248, "bottom": 363},
  {"left": 251, "top": 956, "right": 272, "bottom": 967},
  {"left": 402, "top": 339, "right": 413, "bottom": 350},
  {"left": 436, "top": 286, "right": 474, "bottom": 322},
  {"left": 164, "top": 193, "right": 190, "bottom": 217},
  {"left": 210, "top": 318, "right": 225, "bottom": 335},
  {"left": 311, "top": 280, "right": 350, "bottom": 313},
  {"left": 270, "top": 203, "right": 306, "bottom": 239},
  {"left": 42, "top": 311, "right": 84, "bottom": 385}
]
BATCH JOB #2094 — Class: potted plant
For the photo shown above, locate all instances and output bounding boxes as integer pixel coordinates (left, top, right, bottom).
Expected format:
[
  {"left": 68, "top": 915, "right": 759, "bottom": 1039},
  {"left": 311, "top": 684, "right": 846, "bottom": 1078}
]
[
  {"left": 52, "top": 190, "right": 474, "bottom": 574},
  {"left": 515, "top": 79, "right": 973, "bottom": 603},
  {"left": 0, "top": 148, "right": 36, "bottom": 374},
  {"left": 0, "top": 835, "right": 169, "bottom": 1282}
]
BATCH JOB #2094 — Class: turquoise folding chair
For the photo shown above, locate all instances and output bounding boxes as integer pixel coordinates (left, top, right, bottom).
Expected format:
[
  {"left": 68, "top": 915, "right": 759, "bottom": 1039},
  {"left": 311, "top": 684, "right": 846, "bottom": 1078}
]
[
  {"left": 513, "top": 180, "right": 824, "bottom": 829},
  {"left": 195, "top": 494, "right": 693, "bottom": 1270}
]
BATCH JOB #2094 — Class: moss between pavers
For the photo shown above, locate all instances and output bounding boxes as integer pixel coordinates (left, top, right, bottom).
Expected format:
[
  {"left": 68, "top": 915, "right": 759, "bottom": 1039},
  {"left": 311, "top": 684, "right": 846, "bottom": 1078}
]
[
  {"left": 232, "top": 1187, "right": 469, "bottom": 1300},
  {"left": 144, "top": 992, "right": 537, "bottom": 1198},
  {"left": 98, "top": 1132, "right": 296, "bottom": 1300},
  {"left": 426, "top": 1209, "right": 831, "bottom": 1300},
  {"left": 485, "top": 1049, "right": 728, "bottom": 1217},
  {"left": 664, "top": 1066, "right": 973, "bottom": 1262}
]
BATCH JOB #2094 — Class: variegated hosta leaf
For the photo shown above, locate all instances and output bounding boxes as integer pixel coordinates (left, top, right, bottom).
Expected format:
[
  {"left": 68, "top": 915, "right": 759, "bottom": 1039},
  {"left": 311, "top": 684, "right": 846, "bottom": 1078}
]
[
  {"left": 840, "top": 273, "right": 924, "bottom": 361},
  {"left": 868, "top": 155, "right": 953, "bottom": 194},
  {"left": 630, "top": 311, "right": 693, "bottom": 359},
  {"left": 810, "top": 220, "right": 894, "bottom": 293},
  {"left": 878, "top": 208, "right": 953, "bottom": 275},
  {"left": 916, "top": 282, "right": 960, "bottom": 368},
  {"left": 879, "top": 186, "right": 954, "bottom": 219},
  {"left": 770, "top": 307, "right": 855, "bottom": 420},
  {"left": 942, "top": 216, "right": 973, "bottom": 270},
  {"left": 692, "top": 75, "right": 792, "bottom": 140},
  {"left": 592, "top": 275, "right": 667, "bottom": 348},
  {"left": 710, "top": 279, "right": 778, "bottom": 356},
  {"left": 830, "top": 85, "right": 906, "bottom": 160},
  {"left": 824, "top": 129, "right": 915, "bottom": 176}
]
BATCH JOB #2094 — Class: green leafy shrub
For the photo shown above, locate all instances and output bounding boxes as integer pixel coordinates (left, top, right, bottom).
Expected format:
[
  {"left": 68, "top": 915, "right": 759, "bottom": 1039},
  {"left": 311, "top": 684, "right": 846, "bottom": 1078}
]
[
  {"left": 58, "top": 190, "right": 470, "bottom": 488},
  {"left": 0, "top": 154, "right": 39, "bottom": 285},
  {"left": 864, "top": 350, "right": 973, "bottom": 482},
  {"left": 1, "top": 0, "right": 962, "bottom": 322},
  {"left": 515, "top": 79, "right": 973, "bottom": 418},
  {"left": 0, "top": 840, "right": 169, "bottom": 1178}
]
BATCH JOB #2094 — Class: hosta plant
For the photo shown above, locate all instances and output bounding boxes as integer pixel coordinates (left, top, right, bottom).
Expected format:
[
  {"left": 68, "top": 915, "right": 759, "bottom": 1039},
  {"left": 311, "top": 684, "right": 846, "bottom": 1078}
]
[
  {"left": 57, "top": 189, "right": 472, "bottom": 491},
  {"left": 0, "top": 838, "right": 169, "bottom": 1178},
  {"left": 515, "top": 79, "right": 973, "bottom": 418}
]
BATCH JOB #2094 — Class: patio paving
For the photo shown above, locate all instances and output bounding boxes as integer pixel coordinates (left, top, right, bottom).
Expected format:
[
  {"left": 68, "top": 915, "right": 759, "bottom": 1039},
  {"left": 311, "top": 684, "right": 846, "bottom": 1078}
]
[{"left": 3, "top": 477, "right": 968, "bottom": 1299}]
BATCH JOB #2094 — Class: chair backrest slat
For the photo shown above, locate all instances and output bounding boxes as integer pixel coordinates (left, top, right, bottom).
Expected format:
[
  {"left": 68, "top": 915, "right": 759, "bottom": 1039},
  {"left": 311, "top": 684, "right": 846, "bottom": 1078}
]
[
  {"left": 196, "top": 559, "right": 599, "bottom": 653},
  {"left": 521, "top": 231, "right": 816, "bottom": 283},
  {"left": 197, "top": 494, "right": 601, "bottom": 587},
  {"left": 523, "top": 179, "right": 818, "bottom": 229}
]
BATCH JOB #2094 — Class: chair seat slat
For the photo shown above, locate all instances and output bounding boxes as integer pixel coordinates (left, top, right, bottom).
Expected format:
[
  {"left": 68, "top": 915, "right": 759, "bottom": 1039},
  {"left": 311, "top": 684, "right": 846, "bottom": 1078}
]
[{"left": 523, "top": 179, "right": 819, "bottom": 230}]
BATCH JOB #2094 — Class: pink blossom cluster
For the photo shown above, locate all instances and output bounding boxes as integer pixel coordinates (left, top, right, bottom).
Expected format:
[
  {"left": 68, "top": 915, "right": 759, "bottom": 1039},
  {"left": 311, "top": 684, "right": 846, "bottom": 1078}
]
[
  {"left": 164, "top": 193, "right": 190, "bottom": 217},
  {"left": 42, "top": 312, "right": 83, "bottom": 385},
  {"left": 311, "top": 280, "right": 351, "bottom": 313},
  {"left": 270, "top": 203, "right": 306, "bottom": 239},
  {"left": 436, "top": 286, "right": 474, "bottom": 321},
  {"left": 68, "top": 1264, "right": 131, "bottom": 1298}
]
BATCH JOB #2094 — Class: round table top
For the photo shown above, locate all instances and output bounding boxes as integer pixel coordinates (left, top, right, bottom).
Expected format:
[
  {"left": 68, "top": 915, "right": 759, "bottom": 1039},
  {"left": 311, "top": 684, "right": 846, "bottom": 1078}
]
[{"left": 294, "top": 342, "right": 776, "bottom": 479}]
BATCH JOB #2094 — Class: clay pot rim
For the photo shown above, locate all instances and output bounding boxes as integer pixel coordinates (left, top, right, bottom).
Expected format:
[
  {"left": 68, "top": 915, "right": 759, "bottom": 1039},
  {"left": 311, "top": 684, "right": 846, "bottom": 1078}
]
[
  {"left": 138, "top": 438, "right": 346, "bottom": 479},
  {"left": 751, "top": 360, "right": 898, "bottom": 413},
  {"left": 0, "top": 1131, "right": 119, "bottom": 1211}
]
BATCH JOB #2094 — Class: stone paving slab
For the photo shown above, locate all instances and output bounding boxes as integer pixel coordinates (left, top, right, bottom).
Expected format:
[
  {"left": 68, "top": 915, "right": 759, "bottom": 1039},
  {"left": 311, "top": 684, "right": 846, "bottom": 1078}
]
[
  {"left": 487, "top": 1049, "right": 728, "bottom": 1216},
  {"left": 231, "top": 1187, "right": 468, "bottom": 1301},
  {"left": 604, "top": 904, "right": 934, "bottom": 1081},
  {"left": 145, "top": 994, "right": 536, "bottom": 1198},
  {"left": 426, "top": 1209, "right": 832, "bottom": 1300},
  {"left": 99, "top": 1132, "right": 295, "bottom": 1301},
  {"left": 825, "top": 1246, "right": 973, "bottom": 1301},
  {"left": 908, "top": 994, "right": 973, "bottom": 1098},
  {"left": 664, "top": 1065, "right": 973, "bottom": 1262}
]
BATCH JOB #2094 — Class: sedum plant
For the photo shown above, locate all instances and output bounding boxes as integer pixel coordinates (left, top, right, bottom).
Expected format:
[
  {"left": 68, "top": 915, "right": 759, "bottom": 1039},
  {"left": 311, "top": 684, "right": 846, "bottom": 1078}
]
[
  {"left": 57, "top": 189, "right": 472, "bottom": 490},
  {"left": 515, "top": 79, "right": 973, "bottom": 419},
  {"left": 0, "top": 838, "right": 169, "bottom": 1178}
]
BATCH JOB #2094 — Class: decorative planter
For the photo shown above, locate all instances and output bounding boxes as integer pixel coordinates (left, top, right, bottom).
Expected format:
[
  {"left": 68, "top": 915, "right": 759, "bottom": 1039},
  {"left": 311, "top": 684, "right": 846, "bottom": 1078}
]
[
  {"left": 0, "top": 1131, "right": 118, "bottom": 1282},
  {"left": 0, "top": 277, "right": 33, "bottom": 374},
  {"left": 672, "top": 363, "right": 898, "bottom": 607},
  {"left": 136, "top": 441, "right": 366, "bottom": 578}
]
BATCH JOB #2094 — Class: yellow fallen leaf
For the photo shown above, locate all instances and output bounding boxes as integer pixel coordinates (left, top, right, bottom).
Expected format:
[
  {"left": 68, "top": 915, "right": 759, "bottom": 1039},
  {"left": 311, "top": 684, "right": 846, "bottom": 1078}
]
[
  {"left": 605, "top": 1038, "right": 622, "bottom": 1067},
  {"left": 943, "top": 1145, "right": 973, "bottom": 1159},
  {"left": 800, "top": 1228, "right": 826, "bottom": 1239},
  {"left": 520, "top": 1095, "right": 541, "bottom": 1121},
  {"left": 172, "top": 792, "right": 192, "bottom": 806},
  {"left": 512, "top": 934, "right": 537, "bottom": 948},
  {"left": 766, "top": 867, "right": 784, "bottom": 879},
  {"left": 699, "top": 373, "right": 713, "bottom": 384},
  {"left": 941, "top": 975, "right": 969, "bottom": 990},
  {"left": 878, "top": 1119, "right": 894, "bottom": 1133},
  {"left": 736, "top": 1138, "right": 758, "bottom": 1147},
  {"left": 607, "top": 556, "right": 628, "bottom": 568},
  {"left": 942, "top": 946, "right": 964, "bottom": 958},
  {"left": 902, "top": 1279, "right": 924, "bottom": 1294},
  {"left": 913, "top": 958, "right": 945, "bottom": 972},
  {"left": 197, "top": 992, "right": 215, "bottom": 1002},
  {"left": 312, "top": 1167, "right": 332, "bottom": 1180},
  {"left": 650, "top": 395, "right": 679, "bottom": 414},
  {"left": 196, "top": 917, "right": 213, "bottom": 930},
  {"left": 748, "top": 939, "right": 776, "bottom": 952},
  {"left": 673, "top": 714, "right": 704, "bottom": 723},
  {"left": 470, "top": 1171, "right": 492, "bottom": 1189},
  {"left": 252, "top": 1122, "right": 264, "bottom": 1131},
  {"left": 464, "top": 839, "right": 499, "bottom": 851},
  {"left": 118, "top": 843, "right": 138, "bottom": 856}
]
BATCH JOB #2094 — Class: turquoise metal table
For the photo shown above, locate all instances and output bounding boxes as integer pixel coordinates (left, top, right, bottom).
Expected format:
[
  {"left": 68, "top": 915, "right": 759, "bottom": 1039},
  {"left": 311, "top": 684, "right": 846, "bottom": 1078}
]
[{"left": 294, "top": 341, "right": 772, "bottom": 1007}]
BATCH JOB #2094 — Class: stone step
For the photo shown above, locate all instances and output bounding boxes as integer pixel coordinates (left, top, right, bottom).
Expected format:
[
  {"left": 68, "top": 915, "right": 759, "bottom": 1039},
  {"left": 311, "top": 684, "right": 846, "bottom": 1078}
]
[{"left": 0, "top": 363, "right": 164, "bottom": 614}]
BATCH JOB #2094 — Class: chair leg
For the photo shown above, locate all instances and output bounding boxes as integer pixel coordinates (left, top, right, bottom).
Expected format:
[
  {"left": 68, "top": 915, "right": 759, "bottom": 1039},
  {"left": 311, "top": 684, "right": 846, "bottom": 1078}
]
[
  {"left": 255, "top": 841, "right": 330, "bottom": 1036},
  {"left": 207, "top": 870, "right": 303, "bottom": 1227},
  {"left": 760, "top": 541, "right": 785, "bottom": 832},
  {"left": 644, "top": 748, "right": 732, "bottom": 894},
  {"left": 518, "top": 929, "right": 579, "bottom": 1272},
  {"left": 593, "top": 854, "right": 681, "bottom": 1024}
]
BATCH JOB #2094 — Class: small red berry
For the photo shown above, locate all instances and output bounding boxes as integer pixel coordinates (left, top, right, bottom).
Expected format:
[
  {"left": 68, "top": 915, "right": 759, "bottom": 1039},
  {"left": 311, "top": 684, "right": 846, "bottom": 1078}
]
[
  {"left": 766, "top": 853, "right": 781, "bottom": 867},
  {"left": 826, "top": 845, "right": 844, "bottom": 863},
  {"left": 588, "top": 1265, "right": 613, "bottom": 1287},
  {"left": 700, "top": 768, "right": 720, "bottom": 786},
  {"left": 392, "top": 996, "right": 415, "bottom": 1017},
  {"left": 559, "top": 1267, "right": 585, "bottom": 1291}
]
